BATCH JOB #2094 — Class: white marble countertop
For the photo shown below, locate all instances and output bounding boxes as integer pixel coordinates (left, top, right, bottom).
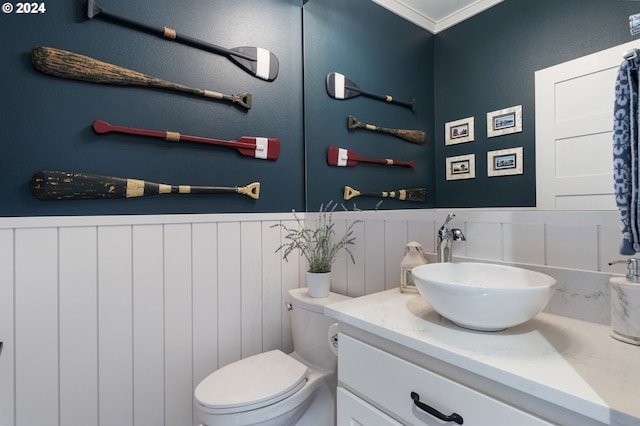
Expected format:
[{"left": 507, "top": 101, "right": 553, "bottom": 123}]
[{"left": 325, "top": 289, "right": 640, "bottom": 425}]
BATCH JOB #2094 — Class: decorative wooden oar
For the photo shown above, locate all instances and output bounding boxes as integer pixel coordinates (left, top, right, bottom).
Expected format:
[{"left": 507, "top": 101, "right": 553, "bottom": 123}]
[
  {"left": 30, "top": 171, "right": 260, "bottom": 200},
  {"left": 93, "top": 120, "right": 279, "bottom": 160},
  {"left": 31, "top": 46, "right": 252, "bottom": 109},
  {"left": 343, "top": 185, "right": 426, "bottom": 202},
  {"left": 326, "top": 72, "right": 415, "bottom": 111},
  {"left": 87, "top": 0, "right": 278, "bottom": 81},
  {"left": 327, "top": 146, "right": 414, "bottom": 168},
  {"left": 348, "top": 115, "right": 425, "bottom": 144}
]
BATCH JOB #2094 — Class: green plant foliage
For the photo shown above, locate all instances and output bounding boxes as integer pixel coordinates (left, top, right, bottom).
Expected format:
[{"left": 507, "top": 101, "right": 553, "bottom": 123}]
[{"left": 273, "top": 201, "right": 361, "bottom": 273}]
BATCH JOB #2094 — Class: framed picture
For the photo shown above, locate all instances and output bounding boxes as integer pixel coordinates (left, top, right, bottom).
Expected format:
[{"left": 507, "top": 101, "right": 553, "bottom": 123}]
[
  {"left": 445, "top": 116, "right": 474, "bottom": 145},
  {"left": 487, "top": 147, "right": 523, "bottom": 177},
  {"left": 486, "top": 105, "right": 522, "bottom": 138},
  {"left": 446, "top": 154, "right": 476, "bottom": 180}
]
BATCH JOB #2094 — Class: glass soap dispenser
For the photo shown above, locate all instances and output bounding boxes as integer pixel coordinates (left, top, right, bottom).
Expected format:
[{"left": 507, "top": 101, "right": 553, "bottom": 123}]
[{"left": 400, "top": 242, "right": 427, "bottom": 293}]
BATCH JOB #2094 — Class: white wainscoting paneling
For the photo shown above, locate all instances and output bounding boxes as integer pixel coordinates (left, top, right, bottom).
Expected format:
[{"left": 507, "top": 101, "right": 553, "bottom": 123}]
[
  {"left": 0, "top": 229, "right": 15, "bottom": 426},
  {"left": 0, "top": 209, "right": 625, "bottom": 425},
  {"left": 132, "top": 224, "right": 164, "bottom": 426},
  {"left": 59, "top": 227, "right": 98, "bottom": 426},
  {"left": 15, "top": 228, "right": 59, "bottom": 426},
  {"left": 98, "top": 225, "right": 134, "bottom": 426}
]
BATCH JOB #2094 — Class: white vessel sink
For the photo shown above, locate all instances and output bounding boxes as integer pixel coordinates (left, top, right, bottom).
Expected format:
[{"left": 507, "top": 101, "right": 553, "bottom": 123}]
[{"left": 411, "top": 262, "right": 556, "bottom": 331}]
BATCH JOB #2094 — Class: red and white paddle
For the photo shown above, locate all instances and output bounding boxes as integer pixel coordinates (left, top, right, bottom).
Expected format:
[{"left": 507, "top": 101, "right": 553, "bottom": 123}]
[
  {"left": 93, "top": 120, "right": 280, "bottom": 160},
  {"left": 327, "top": 146, "right": 414, "bottom": 168}
]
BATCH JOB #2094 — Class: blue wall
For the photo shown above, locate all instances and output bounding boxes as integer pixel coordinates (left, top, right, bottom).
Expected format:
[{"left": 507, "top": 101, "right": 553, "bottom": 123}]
[
  {"left": 3, "top": 0, "right": 640, "bottom": 215},
  {"left": 0, "top": 0, "right": 304, "bottom": 216},
  {"left": 303, "top": 0, "right": 436, "bottom": 211},
  {"left": 434, "top": 0, "right": 640, "bottom": 207}
]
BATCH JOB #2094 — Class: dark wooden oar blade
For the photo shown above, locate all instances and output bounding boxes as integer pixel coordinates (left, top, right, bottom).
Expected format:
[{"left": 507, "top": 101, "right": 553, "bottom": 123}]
[
  {"left": 31, "top": 171, "right": 132, "bottom": 200},
  {"left": 401, "top": 188, "right": 427, "bottom": 202},
  {"left": 389, "top": 128, "right": 425, "bottom": 144}
]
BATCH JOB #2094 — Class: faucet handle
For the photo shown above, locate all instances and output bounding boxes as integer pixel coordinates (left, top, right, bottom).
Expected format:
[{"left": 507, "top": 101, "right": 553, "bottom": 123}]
[
  {"left": 442, "top": 213, "right": 455, "bottom": 227},
  {"left": 609, "top": 259, "right": 640, "bottom": 282}
]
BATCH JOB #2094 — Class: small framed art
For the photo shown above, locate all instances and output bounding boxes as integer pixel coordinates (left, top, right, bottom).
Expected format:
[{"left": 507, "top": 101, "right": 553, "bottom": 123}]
[
  {"left": 487, "top": 105, "right": 522, "bottom": 138},
  {"left": 446, "top": 154, "right": 475, "bottom": 180},
  {"left": 487, "top": 147, "right": 523, "bottom": 177},
  {"left": 445, "top": 116, "right": 474, "bottom": 145}
]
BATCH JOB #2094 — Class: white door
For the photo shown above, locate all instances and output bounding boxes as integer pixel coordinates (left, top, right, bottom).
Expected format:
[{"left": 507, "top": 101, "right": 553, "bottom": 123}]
[{"left": 535, "top": 40, "right": 640, "bottom": 210}]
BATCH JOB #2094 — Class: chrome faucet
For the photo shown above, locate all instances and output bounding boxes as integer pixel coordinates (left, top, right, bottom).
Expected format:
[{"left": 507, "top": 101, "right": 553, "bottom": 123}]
[{"left": 437, "top": 213, "right": 466, "bottom": 262}]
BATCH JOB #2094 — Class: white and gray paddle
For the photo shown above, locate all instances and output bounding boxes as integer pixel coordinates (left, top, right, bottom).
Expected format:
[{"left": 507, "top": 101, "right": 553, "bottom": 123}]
[
  {"left": 87, "top": 0, "right": 279, "bottom": 82},
  {"left": 326, "top": 72, "right": 415, "bottom": 111}
]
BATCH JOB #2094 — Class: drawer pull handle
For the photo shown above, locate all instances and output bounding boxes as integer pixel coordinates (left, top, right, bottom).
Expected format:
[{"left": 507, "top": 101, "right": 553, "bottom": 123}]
[{"left": 411, "top": 392, "right": 463, "bottom": 424}]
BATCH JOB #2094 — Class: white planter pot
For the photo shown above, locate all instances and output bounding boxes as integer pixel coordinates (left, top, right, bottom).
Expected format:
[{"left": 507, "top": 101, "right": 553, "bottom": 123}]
[{"left": 306, "top": 271, "right": 331, "bottom": 298}]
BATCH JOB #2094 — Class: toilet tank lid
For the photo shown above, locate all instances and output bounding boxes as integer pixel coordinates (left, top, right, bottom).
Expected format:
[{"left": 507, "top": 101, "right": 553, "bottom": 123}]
[
  {"left": 195, "top": 350, "right": 308, "bottom": 410},
  {"left": 288, "top": 288, "right": 351, "bottom": 313}
]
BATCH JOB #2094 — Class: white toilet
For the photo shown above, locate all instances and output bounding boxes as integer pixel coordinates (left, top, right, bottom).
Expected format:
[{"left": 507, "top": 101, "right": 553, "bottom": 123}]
[{"left": 194, "top": 287, "right": 351, "bottom": 426}]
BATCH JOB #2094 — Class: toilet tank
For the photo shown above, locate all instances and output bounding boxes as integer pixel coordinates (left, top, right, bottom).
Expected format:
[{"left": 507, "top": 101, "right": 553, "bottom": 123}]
[{"left": 287, "top": 288, "right": 351, "bottom": 371}]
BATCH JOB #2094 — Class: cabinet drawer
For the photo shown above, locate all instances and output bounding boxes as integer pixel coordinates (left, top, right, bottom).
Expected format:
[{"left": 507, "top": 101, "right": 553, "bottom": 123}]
[
  {"left": 338, "top": 334, "right": 552, "bottom": 425},
  {"left": 337, "top": 387, "right": 404, "bottom": 426}
]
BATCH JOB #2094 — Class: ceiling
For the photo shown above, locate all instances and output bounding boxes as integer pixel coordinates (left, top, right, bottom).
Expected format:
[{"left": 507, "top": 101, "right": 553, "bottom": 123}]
[{"left": 371, "top": 0, "right": 504, "bottom": 33}]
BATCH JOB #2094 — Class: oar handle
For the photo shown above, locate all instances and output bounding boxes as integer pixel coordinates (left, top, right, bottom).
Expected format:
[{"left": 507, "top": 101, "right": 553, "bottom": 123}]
[
  {"left": 172, "top": 32, "right": 253, "bottom": 61},
  {"left": 189, "top": 182, "right": 260, "bottom": 199},
  {"left": 343, "top": 186, "right": 361, "bottom": 200},
  {"left": 345, "top": 84, "right": 415, "bottom": 111},
  {"left": 92, "top": 120, "right": 255, "bottom": 149},
  {"left": 93, "top": 5, "right": 253, "bottom": 61},
  {"left": 356, "top": 155, "right": 415, "bottom": 168}
]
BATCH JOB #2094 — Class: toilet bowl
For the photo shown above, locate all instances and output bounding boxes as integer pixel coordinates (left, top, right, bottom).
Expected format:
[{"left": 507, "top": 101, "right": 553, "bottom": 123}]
[{"left": 194, "top": 288, "right": 351, "bottom": 426}]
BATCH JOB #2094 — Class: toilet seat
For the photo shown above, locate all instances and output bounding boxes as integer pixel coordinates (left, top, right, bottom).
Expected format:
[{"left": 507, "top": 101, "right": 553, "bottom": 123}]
[{"left": 195, "top": 350, "right": 309, "bottom": 415}]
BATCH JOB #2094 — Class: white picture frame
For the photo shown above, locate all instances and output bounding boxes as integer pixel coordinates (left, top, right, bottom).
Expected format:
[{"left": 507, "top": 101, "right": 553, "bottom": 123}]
[
  {"left": 487, "top": 105, "right": 522, "bottom": 138},
  {"left": 446, "top": 154, "right": 476, "bottom": 180},
  {"left": 487, "top": 147, "right": 523, "bottom": 177},
  {"left": 445, "top": 116, "right": 474, "bottom": 145}
]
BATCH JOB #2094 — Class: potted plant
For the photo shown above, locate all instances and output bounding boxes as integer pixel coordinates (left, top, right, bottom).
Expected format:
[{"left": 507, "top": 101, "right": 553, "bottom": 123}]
[{"left": 274, "top": 201, "right": 360, "bottom": 297}]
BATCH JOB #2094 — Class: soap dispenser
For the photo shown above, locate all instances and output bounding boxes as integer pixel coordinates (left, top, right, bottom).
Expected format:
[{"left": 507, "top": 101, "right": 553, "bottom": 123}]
[
  {"left": 400, "top": 242, "right": 427, "bottom": 293},
  {"left": 608, "top": 258, "right": 640, "bottom": 345}
]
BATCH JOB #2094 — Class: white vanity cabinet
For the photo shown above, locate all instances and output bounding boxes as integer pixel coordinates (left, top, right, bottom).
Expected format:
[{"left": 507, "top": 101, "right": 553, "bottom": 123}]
[
  {"left": 337, "top": 334, "right": 552, "bottom": 426},
  {"left": 326, "top": 289, "right": 640, "bottom": 426}
]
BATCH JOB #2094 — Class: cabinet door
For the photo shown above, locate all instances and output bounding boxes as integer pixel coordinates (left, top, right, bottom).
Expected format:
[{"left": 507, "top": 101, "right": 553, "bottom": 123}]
[
  {"left": 337, "top": 387, "right": 404, "bottom": 426},
  {"left": 339, "top": 334, "right": 554, "bottom": 425}
]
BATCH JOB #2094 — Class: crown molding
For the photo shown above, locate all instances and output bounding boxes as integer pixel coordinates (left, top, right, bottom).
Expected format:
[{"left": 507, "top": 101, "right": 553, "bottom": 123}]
[{"left": 370, "top": 0, "right": 504, "bottom": 34}]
